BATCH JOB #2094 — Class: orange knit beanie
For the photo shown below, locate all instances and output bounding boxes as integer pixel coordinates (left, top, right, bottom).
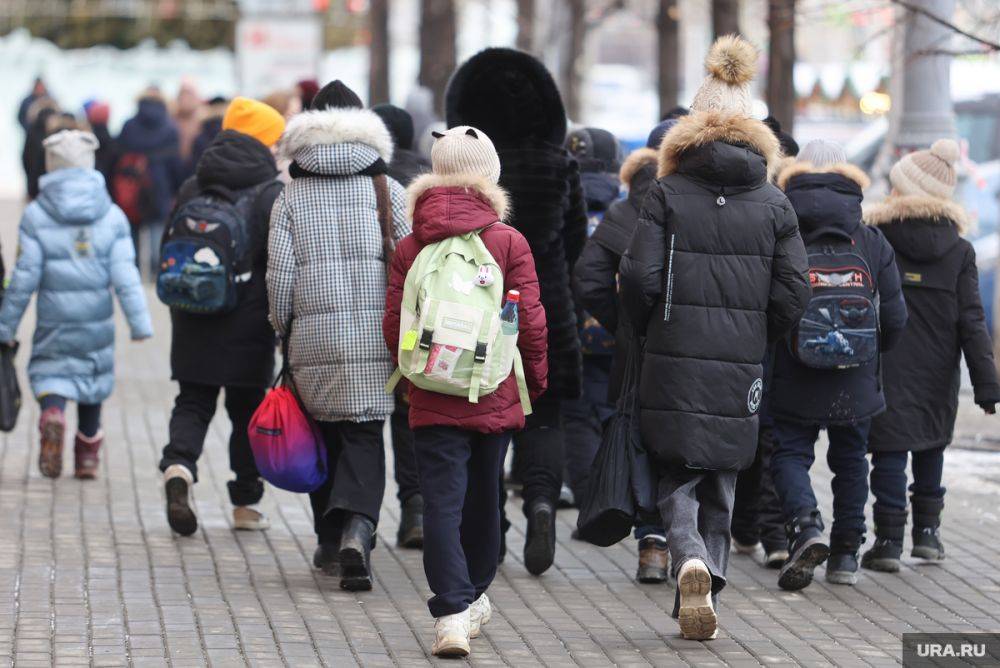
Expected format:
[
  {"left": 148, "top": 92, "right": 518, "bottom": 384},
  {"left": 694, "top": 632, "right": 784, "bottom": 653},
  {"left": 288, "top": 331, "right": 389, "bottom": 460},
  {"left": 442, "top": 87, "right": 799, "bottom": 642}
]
[{"left": 222, "top": 96, "right": 286, "bottom": 147}]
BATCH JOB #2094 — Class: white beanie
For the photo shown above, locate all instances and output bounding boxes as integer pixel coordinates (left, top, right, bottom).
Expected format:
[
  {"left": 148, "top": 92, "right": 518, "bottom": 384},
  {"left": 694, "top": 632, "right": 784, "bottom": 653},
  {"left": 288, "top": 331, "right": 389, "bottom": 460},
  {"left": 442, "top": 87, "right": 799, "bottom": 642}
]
[
  {"left": 889, "top": 139, "right": 960, "bottom": 200},
  {"left": 797, "top": 140, "right": 847, "bottom": 168},
  {"left": 430, "top": 125, "right": 502, "bottom": 184},
  {"left": 43, "top": 129, "right": 99, "bottom": 173},
  {"left": 690, "top": 35, "right": 758, "bottom": 117}
]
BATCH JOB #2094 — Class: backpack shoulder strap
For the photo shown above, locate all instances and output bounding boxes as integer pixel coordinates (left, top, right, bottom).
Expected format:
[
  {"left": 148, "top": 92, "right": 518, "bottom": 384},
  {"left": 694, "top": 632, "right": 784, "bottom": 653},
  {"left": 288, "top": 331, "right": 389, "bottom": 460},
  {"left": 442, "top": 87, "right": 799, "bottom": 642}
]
[{"left": 372, "top": 174, "right": 394, "bottom": 274}]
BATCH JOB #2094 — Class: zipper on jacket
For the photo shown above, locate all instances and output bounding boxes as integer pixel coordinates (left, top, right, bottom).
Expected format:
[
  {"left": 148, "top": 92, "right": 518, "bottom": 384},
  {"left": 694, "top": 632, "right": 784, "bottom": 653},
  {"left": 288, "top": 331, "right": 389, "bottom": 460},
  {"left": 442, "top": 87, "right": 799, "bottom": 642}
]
[{"left": 664, "top": 233, "right": 676, "bottom": 322}]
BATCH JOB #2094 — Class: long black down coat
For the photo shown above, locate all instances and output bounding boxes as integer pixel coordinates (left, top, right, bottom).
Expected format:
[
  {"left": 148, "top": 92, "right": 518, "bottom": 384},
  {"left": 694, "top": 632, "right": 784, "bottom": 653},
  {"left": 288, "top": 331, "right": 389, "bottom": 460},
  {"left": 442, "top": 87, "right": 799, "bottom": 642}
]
[
  {"left": 169, "top": 130, "right": 283, "bottom": 388},
  {"left": 769, "top": 162, "right": 908, "bottom": 425},
  {"left": 866, "top": 195, "right": 1000, "bottom": 452},
  {"left": 573, "top": 146, "right": 658, "bottom": 400},
  {"left": 446, "top": 48, "right": 589, "bottom": 399},
  {"left": 619, "top": 111, "right": 811, "bottom": 471}
]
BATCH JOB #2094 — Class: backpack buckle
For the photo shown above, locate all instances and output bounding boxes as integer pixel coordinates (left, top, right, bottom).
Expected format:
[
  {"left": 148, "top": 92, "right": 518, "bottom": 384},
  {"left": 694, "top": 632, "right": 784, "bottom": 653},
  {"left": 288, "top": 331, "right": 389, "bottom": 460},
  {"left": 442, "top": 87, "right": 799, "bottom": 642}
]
[
  {"left": 474, "top": 342, "right": 488, "bottom": 363},
  {"left": 419, "top": 329, "right": 434, "bottom": 350}
]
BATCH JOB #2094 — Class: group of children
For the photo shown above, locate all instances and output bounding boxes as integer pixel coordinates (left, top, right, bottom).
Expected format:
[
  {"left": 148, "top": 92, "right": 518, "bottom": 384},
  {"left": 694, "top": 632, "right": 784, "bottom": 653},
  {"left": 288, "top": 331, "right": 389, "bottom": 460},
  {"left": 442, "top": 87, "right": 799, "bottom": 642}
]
[{"left": 3, "top": 34, "right": 997, "bottom": 654}]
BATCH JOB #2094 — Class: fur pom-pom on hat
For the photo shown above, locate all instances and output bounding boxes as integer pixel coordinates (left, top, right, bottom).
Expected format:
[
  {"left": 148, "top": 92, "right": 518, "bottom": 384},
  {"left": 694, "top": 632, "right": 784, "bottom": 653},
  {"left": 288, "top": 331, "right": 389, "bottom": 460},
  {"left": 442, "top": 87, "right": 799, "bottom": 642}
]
[{"left": 690, "top": 35, "right": 759, "bottom": 117}]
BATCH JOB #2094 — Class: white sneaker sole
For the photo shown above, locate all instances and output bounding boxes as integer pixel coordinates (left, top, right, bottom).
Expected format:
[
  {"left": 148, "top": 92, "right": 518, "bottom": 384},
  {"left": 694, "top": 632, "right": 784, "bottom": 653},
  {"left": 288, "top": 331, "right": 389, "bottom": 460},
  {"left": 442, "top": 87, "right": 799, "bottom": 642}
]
[
  {"left": 432, "top": 638, "right": 470, "bottom": 657},
  {"left": 234, "top": 518, "right": 271, "bottom": 531},
  {"left": 678, "top": 562, "right": 717, "bottom": 641}
]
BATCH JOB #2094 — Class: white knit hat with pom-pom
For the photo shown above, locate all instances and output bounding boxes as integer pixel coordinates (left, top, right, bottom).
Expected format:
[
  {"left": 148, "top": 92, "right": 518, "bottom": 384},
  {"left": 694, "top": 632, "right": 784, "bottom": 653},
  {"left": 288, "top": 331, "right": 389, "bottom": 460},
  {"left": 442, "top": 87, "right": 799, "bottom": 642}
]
[
  {"left": 690, "top": 35, "right": 758, "bottom": 117},
  {"left": 889, "top": 139, "right": 960, "bottom": 200}
]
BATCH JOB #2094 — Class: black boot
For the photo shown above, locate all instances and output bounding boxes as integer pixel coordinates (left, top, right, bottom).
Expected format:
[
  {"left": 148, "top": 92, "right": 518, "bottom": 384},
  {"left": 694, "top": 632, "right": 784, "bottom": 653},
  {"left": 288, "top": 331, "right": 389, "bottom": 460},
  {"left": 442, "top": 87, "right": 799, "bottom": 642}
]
[
  {"left": 826, "top": 532, "right": 863, "bottom": 585},
  {"left": 861, "top": 505, "right": 906, "bottom": 572},
  {"left": 338, "top": 514, "right": 375, "bottom": 591},
  {"left": 636, "top": 536, "right": 669, "bottom": 584},
  {"left": 911, "top": 495, "right": 945, "bottom": 561},
  {"left": 397, "top": 494, "right": 424, "bottom": 549},
  {"left": 778, "top": 510, "right": 829, "bottom": 591},
  {"left": 313, "top": 543, "right": 340, "bottom": 576},
  {"left": 524, "top": 498, "right": 556, "bottom": 576}
]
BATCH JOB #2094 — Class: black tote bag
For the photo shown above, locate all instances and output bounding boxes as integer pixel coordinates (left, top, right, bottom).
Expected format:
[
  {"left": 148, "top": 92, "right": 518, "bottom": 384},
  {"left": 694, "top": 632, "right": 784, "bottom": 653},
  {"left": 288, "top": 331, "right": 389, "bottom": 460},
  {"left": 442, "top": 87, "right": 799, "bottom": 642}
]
[{"left": 0, "top": 342, "right": 22, "bottom": 432}]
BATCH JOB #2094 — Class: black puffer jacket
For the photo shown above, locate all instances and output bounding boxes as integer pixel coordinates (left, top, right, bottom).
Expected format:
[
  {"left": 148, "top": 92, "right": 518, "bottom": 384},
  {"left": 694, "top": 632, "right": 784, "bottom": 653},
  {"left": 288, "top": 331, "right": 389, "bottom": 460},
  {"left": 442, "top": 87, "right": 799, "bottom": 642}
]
[
  {"left": 769, "top": 162, "right": 908, "bottom": 425},
  {"left": 447, "top": 48, "right": 588, "bottom": 399},
  {"left": 573, "top": 147, "right": 658, "bottom": 398},
  {"left": 866, "top": 195, "right": 1000, "bottom": 451},
  {"left": 619, "top": 112, "right": 811, "bottom": 471},
  {"left": 386, "top": 148, "right": 429, "bottom": 187},
  {"left": 169, "top": 130, "right": 283, "bottom": 388}
]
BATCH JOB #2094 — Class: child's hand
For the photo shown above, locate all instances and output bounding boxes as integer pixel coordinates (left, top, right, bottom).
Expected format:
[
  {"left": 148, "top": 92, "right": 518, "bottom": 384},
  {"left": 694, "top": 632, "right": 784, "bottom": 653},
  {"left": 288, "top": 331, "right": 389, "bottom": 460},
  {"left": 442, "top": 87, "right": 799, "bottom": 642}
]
[{"left": 978, "top": 401, "right": 997, "bottom": 415}]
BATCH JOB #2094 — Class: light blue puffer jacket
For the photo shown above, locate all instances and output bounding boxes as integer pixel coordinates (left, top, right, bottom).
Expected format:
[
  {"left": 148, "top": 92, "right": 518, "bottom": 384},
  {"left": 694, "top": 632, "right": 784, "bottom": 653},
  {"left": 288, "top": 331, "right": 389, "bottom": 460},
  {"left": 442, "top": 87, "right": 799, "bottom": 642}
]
[{"left": 0, "top": 168, "right": 153, "bottom": 404}]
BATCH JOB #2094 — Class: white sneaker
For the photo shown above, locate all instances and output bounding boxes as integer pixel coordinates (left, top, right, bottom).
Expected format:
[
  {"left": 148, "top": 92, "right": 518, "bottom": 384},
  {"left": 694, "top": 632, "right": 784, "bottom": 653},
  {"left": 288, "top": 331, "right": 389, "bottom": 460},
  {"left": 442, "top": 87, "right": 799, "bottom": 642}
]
[
  {"left": 677, "top": 558, "right": 718, "bottom": 641},
  {"left": 233, "top": 505, "right": 271, "bottom": 531},
  {"left": 432, "top": 608, "right": 471, "bottom": 657},
  {"left": 470, "top": 593, "right": 492, "bottom": 638},
  {"left": 732, "top": 538, "right": 760, "bottom": 555}
]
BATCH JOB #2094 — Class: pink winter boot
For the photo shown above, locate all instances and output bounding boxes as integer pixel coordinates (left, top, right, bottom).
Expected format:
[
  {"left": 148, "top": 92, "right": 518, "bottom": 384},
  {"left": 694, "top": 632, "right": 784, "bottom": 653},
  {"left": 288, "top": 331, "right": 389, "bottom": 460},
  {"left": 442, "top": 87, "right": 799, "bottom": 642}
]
[
  {"left": 74, "top": 431, "right": 104, "bottom": 480},
  {"left": 38, "top": 407, "right": 66, "bottom": 479}
]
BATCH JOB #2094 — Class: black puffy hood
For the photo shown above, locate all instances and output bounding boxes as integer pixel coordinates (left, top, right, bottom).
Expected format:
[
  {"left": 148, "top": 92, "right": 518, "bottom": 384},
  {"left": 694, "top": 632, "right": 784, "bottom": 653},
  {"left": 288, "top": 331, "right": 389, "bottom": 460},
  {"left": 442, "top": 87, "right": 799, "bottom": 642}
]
[
  {"left": 445, "top": 48, "right": 567, "bottom": 147},
  {"left": 864, "top": 194, "right": 970, "bottom": 263},
  {"left": 196, "top": 130, "right": 278, "bottom": 190}
]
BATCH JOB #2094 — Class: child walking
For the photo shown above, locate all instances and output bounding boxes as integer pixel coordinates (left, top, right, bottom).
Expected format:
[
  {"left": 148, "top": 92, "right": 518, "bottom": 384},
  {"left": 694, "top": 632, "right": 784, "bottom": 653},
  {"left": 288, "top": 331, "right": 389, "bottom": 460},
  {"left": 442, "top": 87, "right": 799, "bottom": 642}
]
[
  {"left": 769, "top": 140, "right": 908, "bottom": 590},
  {"left": 863, "top": 139, "right": 999, "bottom": 571},
  {"left": 383, "top": 126, "right": 548, "bottom": 656},
  {"left": 619, "top": 36, "right": 811, "bottom": 640},
  {"left": 0, "top": 129, "right": 152, "bottom": 478}
]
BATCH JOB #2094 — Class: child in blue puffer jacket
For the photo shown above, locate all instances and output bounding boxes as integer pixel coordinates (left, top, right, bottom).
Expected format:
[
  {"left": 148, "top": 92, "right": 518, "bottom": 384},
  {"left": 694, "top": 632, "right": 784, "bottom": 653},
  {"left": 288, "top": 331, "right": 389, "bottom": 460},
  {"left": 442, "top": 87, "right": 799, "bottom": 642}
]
[{"left": 0, "top": 129, "right": 152, "bottom": 480}]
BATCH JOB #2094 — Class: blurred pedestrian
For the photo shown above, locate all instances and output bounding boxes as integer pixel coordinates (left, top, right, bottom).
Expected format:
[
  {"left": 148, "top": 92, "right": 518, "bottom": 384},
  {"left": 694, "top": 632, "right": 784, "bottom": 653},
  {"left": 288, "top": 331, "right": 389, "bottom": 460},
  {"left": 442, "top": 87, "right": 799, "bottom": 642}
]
[
  {"left": 0, "top": 129, "right": 152, "bottom": 480},
  {"left": 21, "top": 99, "right": 65, "bottom": 199},
  {"left": 446, "top": 48, "right": 589, "bottom": 577},
  {"left": 769, "top": 140, "right": 908, "bottom": 590},
  {"left": 190, "top": 96, "right": 229, "bottom": 169},
  {"left": 263, "top": 88, "right": 303, "bottom": 120},
  {"left": 18, "top": 76, "right": 48, "bottom": 132},
  {"left": 295, "top": 79, "right": 319, "bottom": 110},
  {"left": 83, "top": 99, "right": 117, "bottom": 190},
  {"left": 619, "top": 36, "right": 810, "bottom": 640},
  {"left": 862, "top": 139, "right": 1000, "bottom": 572},
  {"left": 173, "top": 79, "right": 202, "bottom": 165},
  {"left": 373, "top": 103, "right": 430, "bottom": 187},
  {"left": 383, "top": 126, "right": 548, "bottom": 657},
  {"left": 159, "top": 97, "right": 286, "bottom": 537},
  {"left": 267, "top": 80, "right": 410, "bottom": 591}
]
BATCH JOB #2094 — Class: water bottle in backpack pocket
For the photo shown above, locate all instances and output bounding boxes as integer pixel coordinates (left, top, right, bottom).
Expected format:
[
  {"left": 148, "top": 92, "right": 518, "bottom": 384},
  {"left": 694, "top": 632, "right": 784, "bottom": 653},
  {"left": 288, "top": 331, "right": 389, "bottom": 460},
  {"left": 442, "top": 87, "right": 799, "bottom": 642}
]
[
  {"left": 791, "top": 228, "right": 879, "bottom": 369},
  {"left": 157, "top": 184, "right": 261, "bottom": 314}
]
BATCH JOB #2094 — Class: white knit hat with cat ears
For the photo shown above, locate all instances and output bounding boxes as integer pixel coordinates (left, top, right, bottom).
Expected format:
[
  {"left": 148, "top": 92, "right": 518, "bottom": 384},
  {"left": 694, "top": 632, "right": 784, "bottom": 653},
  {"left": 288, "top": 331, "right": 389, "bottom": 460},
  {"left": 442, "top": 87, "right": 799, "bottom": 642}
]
[
  {"left": 690, "top": 35, "right": 759, "bottom": 117},
  {"left": 430, "top": 125, "right": 502, "bottom": 184}
]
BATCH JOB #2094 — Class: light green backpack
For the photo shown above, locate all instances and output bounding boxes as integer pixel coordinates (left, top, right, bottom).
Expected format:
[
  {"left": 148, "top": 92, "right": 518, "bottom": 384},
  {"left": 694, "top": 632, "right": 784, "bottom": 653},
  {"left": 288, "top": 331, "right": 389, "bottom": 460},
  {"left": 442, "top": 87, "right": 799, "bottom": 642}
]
[{"left": 386, "top": 229, "right": 532, "bottom": 415}]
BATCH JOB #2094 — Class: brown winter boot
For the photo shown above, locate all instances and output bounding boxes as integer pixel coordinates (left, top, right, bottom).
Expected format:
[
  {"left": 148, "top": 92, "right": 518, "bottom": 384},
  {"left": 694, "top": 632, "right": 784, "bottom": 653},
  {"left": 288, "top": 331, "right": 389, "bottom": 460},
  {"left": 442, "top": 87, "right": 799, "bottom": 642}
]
[
  {"left": 38, "top": 407, "right": 66, "bottom": 478},
  {"left": 74, "top": 431, "right": 103, "bottom": 480}
]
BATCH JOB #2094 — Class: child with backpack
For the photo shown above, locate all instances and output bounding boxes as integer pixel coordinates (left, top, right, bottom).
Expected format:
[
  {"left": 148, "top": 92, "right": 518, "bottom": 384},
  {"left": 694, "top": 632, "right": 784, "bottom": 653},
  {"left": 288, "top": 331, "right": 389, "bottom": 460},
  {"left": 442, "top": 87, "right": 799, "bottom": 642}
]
[
  {"left": 0, "top": 129, "right": 152, "bottom": 479},
  {"left": 862, "top": 139, "right": 999, "bottom": 572},
  {"left": 619, "top": 36, "right": 811, "bottom": 641},
  {"left": 769, "top": 140, "right": 908, "bottom": 590},
  {"left": 383, "top": 126, "right": 548, "bottom": 656},
  {"left": 158, "top": 97, "right": 286, "bottom": 536}
]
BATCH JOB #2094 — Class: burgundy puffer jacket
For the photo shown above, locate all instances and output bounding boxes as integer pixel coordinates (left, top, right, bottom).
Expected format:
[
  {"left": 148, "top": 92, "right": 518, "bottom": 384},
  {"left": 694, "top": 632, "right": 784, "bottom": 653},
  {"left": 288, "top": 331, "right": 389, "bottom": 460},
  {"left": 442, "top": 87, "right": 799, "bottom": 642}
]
[{"left": 383, "top": 174, "right": 548, "bottom": 433}]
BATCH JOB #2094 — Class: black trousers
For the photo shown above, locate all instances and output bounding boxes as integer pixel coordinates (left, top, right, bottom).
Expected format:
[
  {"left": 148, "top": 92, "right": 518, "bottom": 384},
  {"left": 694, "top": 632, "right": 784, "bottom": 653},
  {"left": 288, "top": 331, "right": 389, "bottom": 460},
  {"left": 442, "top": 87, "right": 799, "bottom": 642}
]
[
  {"left": 414, "top": 425, "right": 509, "bottom": 617},
  {"left": 512, "top": 395, "right": 565, "bottom": 508},
  {"left": 390, "top": 402, "right": 420, "bottom": 503},
  {"left": 310, "top": 419, "right": 386, "bottom": 545},
  {"left": 731, "top": 423, "right": 785, "bottom": 552},
  {"left": 562, "top": 356, "right": 615, "bottom": 503},
  {"left": 160, "top": 382, "right": 265, "bottom": 506}
]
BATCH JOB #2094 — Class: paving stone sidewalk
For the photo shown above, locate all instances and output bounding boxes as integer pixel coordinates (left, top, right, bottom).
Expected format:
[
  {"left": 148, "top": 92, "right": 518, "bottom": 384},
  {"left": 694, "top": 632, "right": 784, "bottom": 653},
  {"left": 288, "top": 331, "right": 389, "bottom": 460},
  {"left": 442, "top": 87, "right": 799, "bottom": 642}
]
[{"left": 1, "top": 208, "right": 999, "bottom": 666}]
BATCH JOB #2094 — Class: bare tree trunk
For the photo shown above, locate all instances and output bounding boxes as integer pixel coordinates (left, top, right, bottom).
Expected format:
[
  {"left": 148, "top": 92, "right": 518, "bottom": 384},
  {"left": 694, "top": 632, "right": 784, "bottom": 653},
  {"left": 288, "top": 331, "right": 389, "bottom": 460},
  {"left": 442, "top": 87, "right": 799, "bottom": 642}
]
[
  {"left": 561, "top": 0, "right": 586, "bottom": 121},
  {"left": 516, "top": 0, "right": 535, "bottom": 53},
  {"left": 712, "top": 0, "right": 740, "bottom": 39},
  {"left": 368, "top": 0, "right": 390, "bottom": 106},
  {"left": 418, "top": 0, "right": 456, "bottom": 115},
  {"left": 657, "top": 0, "right": 681, "bottom": 118},
  {"left": 766, "top": 0, "right": 795, "bottom": 132}
]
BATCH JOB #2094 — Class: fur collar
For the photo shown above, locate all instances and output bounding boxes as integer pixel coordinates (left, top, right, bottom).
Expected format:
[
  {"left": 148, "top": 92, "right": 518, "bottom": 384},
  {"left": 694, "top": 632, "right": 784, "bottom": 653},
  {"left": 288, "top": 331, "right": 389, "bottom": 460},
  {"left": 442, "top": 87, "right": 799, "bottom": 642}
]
[
  {"left": 864, "top": 194, "right": 971, "bottom": 234},
  {"left": 278, "top": 108, "right": 393, "bottom": 163},
  {"left": 776, "top": 161, "right": 871, "bottom": 191},
  {"left": 619, "top": 148, "right": 658, "bottom": 188},
  {"left": 406, "top": 173, "right": 510, "bottom": 221},
  {"left": 657, "top": 111, "right": 781, "bottom": 179}
]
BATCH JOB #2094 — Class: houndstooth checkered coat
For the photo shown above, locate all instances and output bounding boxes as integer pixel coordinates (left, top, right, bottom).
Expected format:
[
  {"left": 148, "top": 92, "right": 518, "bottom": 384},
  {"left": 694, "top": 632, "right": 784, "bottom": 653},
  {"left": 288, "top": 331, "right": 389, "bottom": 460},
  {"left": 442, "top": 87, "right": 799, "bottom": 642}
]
[{"left": 267, "top": 108, "right": 410, "bottom": 423}]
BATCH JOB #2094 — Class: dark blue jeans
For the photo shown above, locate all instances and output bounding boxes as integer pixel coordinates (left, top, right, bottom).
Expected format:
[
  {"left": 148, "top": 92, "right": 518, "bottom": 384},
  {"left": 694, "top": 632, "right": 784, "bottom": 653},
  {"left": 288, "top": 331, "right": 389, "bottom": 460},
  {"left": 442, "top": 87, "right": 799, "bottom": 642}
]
[
  {"left": 415, "top": 426, "right": 510, "bottom": 618},
  {"left": 870, "top": 446, "right": 946, "bottom": 512},
  {"left": 771, "top": 419, "right": 871, "bottom": 538}
]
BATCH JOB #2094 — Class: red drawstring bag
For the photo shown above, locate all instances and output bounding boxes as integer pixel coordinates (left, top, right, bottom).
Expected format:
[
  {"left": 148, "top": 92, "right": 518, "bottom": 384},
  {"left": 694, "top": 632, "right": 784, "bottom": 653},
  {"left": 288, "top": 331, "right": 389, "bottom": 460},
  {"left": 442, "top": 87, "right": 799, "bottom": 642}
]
[{"left": 248, "top": 325, "right": 327, "bottom": 493}]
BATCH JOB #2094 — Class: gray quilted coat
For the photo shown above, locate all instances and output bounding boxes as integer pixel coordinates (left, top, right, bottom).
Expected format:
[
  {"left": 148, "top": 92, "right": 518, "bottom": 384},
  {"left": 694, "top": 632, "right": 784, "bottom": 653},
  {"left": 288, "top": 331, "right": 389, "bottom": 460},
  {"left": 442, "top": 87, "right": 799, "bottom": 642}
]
[{"left": 267, "top": 108, "right": 409, "bottom": 423}]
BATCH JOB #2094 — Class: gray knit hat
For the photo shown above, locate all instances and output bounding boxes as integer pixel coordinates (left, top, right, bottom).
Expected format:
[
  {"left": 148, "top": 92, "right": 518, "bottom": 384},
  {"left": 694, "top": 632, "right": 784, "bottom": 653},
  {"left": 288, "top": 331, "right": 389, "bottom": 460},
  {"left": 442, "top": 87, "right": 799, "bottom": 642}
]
[
  {"left": 798, "top": 139, "right": 846, "bottom": 168},
  {"left": 690, "top": 35, "right": 758, "bottom": 117},
  {"left": 430, "top": 125, "right": 501, "bottom": 183},
  {"left": 43, "top": 129, "right": 99, "bottom": 173},
  {"left": 889, "top": 139, "right": 960, "bottom": 200}
]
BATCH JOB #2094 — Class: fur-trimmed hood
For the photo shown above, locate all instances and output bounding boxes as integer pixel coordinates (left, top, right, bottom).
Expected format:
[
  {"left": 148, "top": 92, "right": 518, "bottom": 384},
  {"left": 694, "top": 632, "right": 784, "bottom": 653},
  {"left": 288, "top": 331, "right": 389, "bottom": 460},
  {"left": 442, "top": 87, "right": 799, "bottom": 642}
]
[
  {"left": 277, "top": 108, "right": 394, "bottom": 163},
  {"left": 864, "top": 194, "right": 971, "bottom": 235},
  {"left": 407, "top": 173, "right": 510, "bottom": 245},
  {"left": 776, "top": 161, "right": 870, "bottom": 191},
  {"left": 657, "top": 110, "right": 781, "bottom": 180},
  {"left": 619, "top": 148, "right": 658, "bottom": 188}
]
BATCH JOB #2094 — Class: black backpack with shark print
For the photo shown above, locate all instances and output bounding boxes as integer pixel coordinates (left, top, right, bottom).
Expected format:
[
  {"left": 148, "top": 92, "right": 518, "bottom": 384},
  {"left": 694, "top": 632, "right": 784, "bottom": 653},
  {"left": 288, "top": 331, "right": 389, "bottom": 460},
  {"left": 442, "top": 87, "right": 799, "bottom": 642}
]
[{"left": 790, "top": 227, "right": 879, "bottom": 369}]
